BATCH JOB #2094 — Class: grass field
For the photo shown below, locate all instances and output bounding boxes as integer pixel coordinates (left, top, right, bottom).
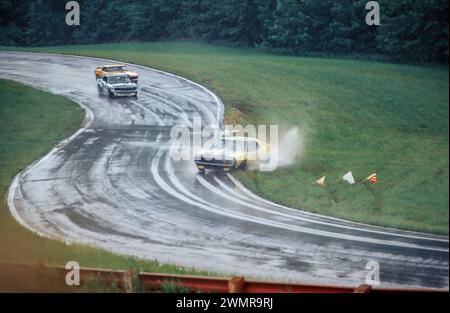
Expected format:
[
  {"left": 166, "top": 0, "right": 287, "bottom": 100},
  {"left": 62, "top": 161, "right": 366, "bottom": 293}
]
[
  {"left": 0, "top": 79, "right": 216, "bottom": 284},
  {"left": 1, "top": 42, "right": 448, "bottom": 235}
]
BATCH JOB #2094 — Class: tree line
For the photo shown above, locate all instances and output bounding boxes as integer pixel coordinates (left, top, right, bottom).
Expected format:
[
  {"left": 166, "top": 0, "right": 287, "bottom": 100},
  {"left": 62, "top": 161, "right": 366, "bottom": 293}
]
[{"left": 0, "top": 0, "right": 448, "bottom": 63}]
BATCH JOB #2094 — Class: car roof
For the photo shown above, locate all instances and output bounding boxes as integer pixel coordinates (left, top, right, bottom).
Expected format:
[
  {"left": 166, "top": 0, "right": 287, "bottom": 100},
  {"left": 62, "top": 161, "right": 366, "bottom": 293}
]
[
  {"left": 104, "top": 73, "right": 129, "bottom": 78},
  {"left": 221, "top": 136, "right": 259, "bottom": 143},
  {"left": 102, "top": 64, "right": 125, "bottom": 68}
]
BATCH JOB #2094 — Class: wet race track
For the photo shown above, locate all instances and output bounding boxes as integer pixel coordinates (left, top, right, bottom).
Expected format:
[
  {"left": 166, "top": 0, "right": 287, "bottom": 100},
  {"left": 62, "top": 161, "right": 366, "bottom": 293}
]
[{"left": 1, "top": 52, "right": 448, "bottom": 288}]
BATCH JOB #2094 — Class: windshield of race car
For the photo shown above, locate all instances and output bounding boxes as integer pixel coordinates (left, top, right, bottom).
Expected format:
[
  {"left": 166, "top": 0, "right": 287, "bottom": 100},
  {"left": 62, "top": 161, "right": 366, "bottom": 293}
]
[
  {"left": 107, "top": 66, "right": 125, "bottom": 72},
  {"left": 108, "top": 75, "right": 131, "bottom": 84}
]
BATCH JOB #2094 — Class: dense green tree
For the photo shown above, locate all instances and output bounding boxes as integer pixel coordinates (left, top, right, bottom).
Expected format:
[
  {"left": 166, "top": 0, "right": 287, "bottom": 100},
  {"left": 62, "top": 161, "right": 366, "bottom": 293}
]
[
  {"left": 377, "top": 0, "right": 449, "bottom": 62},
  {"left": 0, "top": 0, "right": 447, "bottom": 63},
  {"left": 264, "top": 0, "right": 310, "bottom": 52},
  {"left": 177, "top": 0, "right": 262, "bottom": 45},
  {"left": 25, "top": 0, "right": 78, "bottom": 46},
  {"left": 0, "top": 0, "right": 29, "bottom": 45}
]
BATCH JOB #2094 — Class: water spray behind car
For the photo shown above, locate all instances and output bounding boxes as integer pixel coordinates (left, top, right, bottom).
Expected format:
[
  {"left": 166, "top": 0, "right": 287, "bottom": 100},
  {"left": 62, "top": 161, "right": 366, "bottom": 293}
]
[
  {"left": 247, "top": 126, "right": 302, "bottom": 171},
  {"left": 277, "top": 126, "right": 302, "bottom": 167}
]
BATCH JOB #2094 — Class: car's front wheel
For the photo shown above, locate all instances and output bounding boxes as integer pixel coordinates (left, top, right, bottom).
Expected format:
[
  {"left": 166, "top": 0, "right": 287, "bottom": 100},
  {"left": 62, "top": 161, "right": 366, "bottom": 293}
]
[
  {"left": 239, "top": 160, "right": 248, "bottom": 170},
  {"left": 108, "top": 89, "right": 115, "bottom": 98}
]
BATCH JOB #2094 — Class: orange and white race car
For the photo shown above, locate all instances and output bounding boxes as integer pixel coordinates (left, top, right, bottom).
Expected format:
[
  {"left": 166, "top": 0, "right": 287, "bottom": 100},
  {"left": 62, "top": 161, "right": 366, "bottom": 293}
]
[{"left": 94, "top": 64, "right": 139, "bottom": 84}]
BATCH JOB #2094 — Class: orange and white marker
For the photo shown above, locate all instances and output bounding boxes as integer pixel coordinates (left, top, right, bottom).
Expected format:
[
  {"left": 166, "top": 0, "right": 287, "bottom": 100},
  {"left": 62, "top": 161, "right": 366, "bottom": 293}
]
[{"left": 366, "top": 173, "right": 379, "bottom": 183}]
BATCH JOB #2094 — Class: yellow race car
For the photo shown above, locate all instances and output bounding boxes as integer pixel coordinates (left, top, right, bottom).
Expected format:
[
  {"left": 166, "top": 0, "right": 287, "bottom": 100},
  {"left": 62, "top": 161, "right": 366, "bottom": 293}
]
[
  {"left": 94, "top": 64, "right": 139, "bottom": 84},
  {"left": 194, "top": 136, "right": 270, "bottom": 173}
]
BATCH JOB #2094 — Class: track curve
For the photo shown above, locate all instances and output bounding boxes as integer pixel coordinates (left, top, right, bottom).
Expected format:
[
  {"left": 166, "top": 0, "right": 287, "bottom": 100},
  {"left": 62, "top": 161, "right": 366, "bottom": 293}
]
[{"left": 1, "top": 52, "right": 448, "bottom": 288}]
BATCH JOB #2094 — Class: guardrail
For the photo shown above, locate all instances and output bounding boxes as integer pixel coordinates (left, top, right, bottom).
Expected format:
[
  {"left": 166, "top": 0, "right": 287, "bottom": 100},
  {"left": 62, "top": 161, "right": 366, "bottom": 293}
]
[{"left": 0, "top": 262, "right": 447, "bottom": 293}]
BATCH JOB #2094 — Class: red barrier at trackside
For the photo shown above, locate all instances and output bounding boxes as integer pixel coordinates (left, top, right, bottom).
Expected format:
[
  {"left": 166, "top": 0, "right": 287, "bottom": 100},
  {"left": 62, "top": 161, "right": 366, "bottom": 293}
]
[{"left": 0, "top": 262, "right": 447, "bottom": 293}]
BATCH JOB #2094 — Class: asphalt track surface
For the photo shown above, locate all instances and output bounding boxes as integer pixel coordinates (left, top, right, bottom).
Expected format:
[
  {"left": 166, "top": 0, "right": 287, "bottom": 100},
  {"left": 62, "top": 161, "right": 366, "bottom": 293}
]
[{"left": 1, "top": 52, "right": 448, "bottom": 288}]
